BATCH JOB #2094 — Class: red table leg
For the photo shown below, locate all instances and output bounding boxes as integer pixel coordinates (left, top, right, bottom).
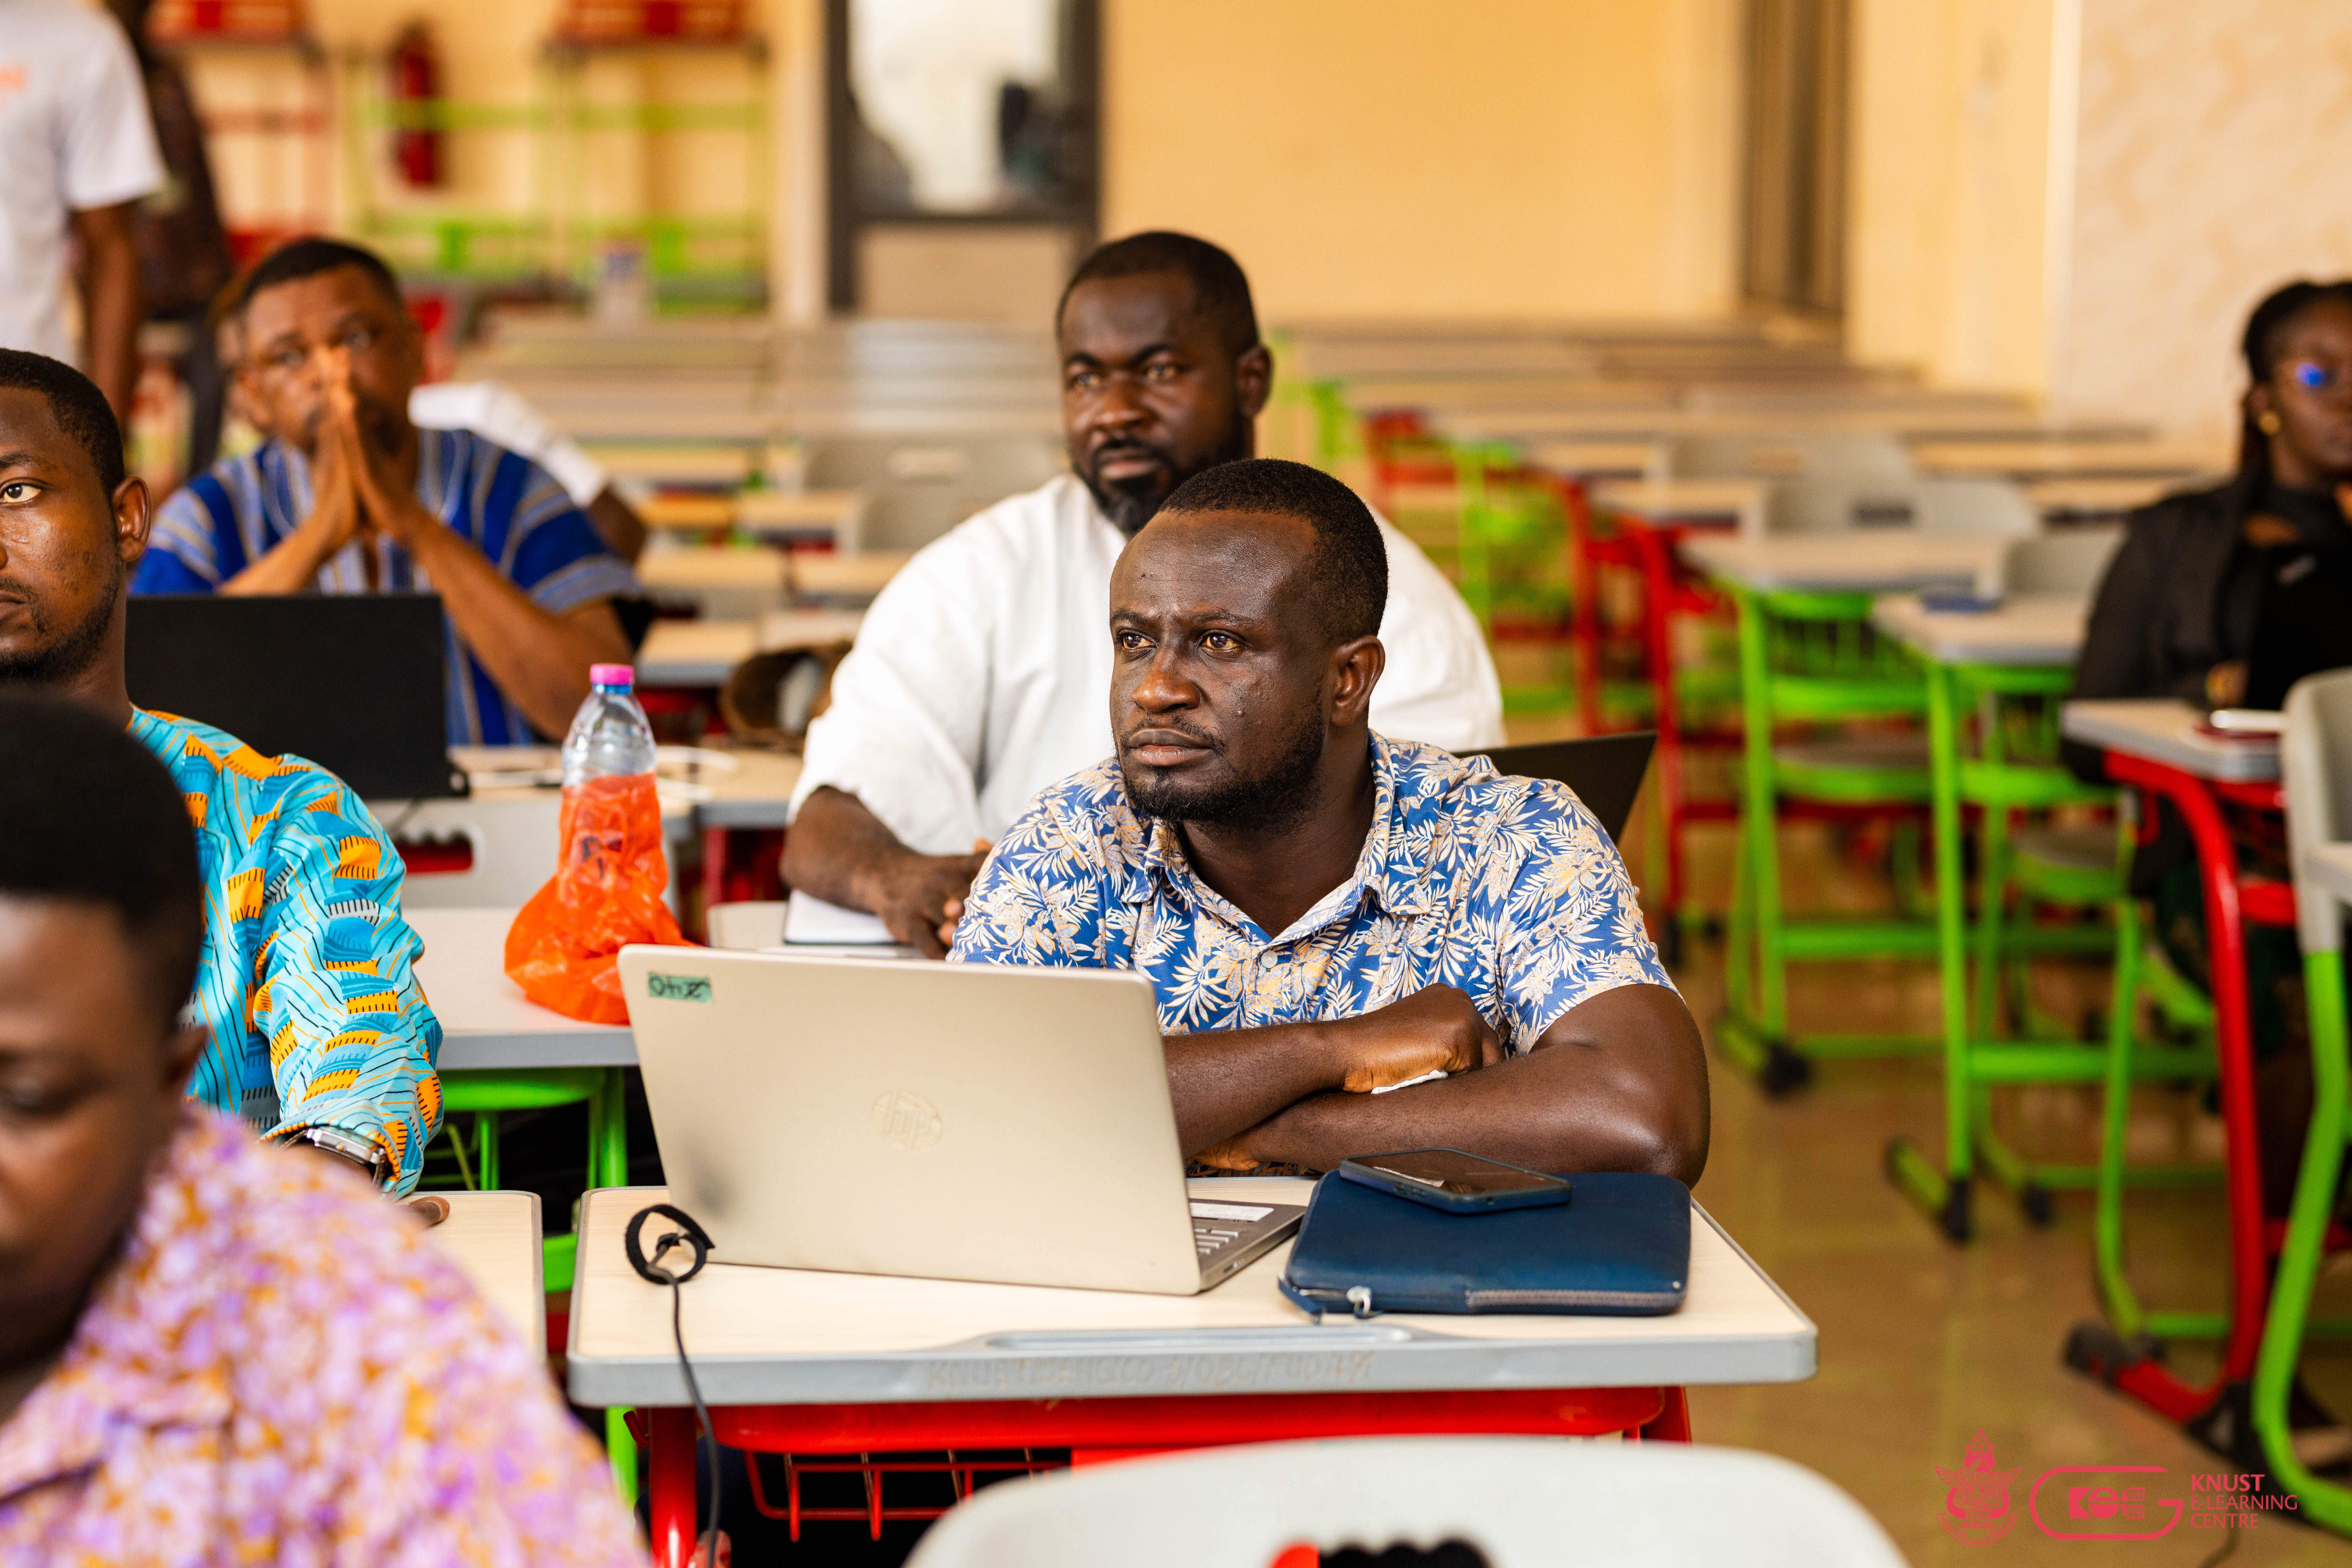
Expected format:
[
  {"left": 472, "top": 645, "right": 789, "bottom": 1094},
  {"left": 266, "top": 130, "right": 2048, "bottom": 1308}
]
[
  {"left": 2097, "top": 752, "right": 2278, "bottom": 1419},
  {"left": 649, "top": 1406, "right": 700, "bottom": 1568}
]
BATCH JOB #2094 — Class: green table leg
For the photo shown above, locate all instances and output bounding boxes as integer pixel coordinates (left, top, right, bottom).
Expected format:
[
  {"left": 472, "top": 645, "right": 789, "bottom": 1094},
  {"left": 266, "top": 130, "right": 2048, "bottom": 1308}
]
[{"left": 1887, "top": 661, "right": 1975, "bottom": 1239}]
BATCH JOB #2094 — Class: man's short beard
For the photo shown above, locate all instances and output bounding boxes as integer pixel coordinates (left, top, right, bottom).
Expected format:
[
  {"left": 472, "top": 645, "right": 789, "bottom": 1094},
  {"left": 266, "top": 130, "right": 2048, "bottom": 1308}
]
[
  {"left": 1121, "top": 702, "right": 1326, "bottom": 835},
  {"left": 0, "top": 566, "right": 120, "bottom": 690},
  {"left": 1079, "top": 419, "right": 1251, "bottom": 538}
]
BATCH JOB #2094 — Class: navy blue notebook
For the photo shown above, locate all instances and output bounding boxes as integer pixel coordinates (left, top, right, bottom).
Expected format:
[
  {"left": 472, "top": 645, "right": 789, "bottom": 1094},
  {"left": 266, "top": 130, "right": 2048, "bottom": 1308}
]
[{"left": 1278, "top": 1169, "right": 1692, "bottom": 1317}]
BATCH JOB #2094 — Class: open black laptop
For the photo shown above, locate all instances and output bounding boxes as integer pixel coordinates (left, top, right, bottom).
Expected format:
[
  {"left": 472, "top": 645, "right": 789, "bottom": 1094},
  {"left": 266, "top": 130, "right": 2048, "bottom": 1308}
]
[
  {"left": 125, "top": 594, "right": 462, "bottom": 799},
  {"left": 1463, "top": 731, "right": 1656, "bottom": 845}
]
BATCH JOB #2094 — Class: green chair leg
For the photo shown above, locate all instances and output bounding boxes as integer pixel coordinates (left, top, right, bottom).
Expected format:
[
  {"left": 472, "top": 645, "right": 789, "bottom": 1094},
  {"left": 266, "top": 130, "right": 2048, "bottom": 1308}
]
[{"left": 2254, "top": 955, "right": 2352, "bottom": 1529}]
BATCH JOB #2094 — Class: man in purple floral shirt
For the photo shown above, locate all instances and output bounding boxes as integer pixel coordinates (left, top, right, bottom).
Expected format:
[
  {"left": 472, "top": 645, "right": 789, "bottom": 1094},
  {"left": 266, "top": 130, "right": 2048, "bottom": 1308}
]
[{"left": 0, "top": 695, "right": 643, "bottom": 1564}]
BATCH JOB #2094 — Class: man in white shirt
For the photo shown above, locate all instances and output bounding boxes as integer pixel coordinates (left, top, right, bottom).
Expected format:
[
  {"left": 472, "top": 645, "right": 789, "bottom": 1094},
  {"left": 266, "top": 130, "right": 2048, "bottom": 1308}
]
[
  {"left": 0, "top": 0, "right": 163, "bottom": 416},
  {"left": 783, "top": 231, "right": 1504, "bottom": 955}
]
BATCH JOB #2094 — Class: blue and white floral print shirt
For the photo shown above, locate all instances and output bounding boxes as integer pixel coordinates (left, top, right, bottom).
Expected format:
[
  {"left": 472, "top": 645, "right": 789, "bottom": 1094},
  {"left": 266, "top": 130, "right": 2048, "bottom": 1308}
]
[{"left": 948, "top": 734, "right": 1673, "bottom": 1046}]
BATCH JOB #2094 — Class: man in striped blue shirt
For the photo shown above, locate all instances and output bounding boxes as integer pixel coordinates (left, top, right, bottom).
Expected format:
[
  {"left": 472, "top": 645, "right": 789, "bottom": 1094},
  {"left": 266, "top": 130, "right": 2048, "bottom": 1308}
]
[{"left": 134, "top": 238, "right": 643, "bottom": 744}]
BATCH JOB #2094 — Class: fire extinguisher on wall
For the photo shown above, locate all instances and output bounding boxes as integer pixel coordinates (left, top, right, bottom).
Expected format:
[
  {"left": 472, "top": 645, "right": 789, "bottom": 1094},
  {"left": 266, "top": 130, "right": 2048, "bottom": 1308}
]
[{"left": 388, "top": 21, "right": 442, "bottom": 187}]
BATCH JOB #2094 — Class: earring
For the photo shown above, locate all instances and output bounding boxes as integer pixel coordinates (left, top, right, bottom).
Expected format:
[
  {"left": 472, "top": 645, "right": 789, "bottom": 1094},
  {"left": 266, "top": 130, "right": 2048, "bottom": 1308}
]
[{"left": 2258, "top": 410, "right": 2283, "bottom": 435}]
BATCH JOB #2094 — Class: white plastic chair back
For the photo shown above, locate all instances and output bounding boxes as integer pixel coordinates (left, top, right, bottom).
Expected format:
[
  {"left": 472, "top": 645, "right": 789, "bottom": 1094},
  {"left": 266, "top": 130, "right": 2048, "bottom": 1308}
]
[
  {"left": 904, "top": 1438, "right": 1908, "bottom": 1568},
  {"left": 706, "top": 900, "right": 786, "bottom": 950},
  {"left": 376, "top": 796, "right": 564, "bottom": 909},
  {"left": 1666, "top": 432, "right": 1911, "bottom": 483},
  {"left": 2284, "top": 670, "right": 2352, "bottom": 954},
  {"left": 1913, "top": 478, "right": 2039, "bottom": 538},
  {"left": 1758, "top": 475, "right": 1924, "bottom": 537},
  {"left": 1997, "top": 527, "right": 2122, "bottom": 594}
]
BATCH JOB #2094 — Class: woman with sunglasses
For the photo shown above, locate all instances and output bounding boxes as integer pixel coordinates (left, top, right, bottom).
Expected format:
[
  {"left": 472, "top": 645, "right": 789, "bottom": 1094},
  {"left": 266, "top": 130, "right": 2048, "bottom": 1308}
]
[{"left": 2067, "top": 279, "right": 2352, "bottom": 1228}]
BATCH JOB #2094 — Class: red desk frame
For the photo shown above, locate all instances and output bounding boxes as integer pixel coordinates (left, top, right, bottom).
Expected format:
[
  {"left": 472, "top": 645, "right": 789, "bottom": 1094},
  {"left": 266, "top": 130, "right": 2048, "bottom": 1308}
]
[
  {"left": 644, "top": 1386, "right": 1692, "bottom": 1566},
  {"left": 2077, "top": 748, "right": 2290, "bottom": 1429}
]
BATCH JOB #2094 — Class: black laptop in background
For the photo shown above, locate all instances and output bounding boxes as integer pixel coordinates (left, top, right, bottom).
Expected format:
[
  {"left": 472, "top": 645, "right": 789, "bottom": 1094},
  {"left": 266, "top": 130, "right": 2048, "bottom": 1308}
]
[
  {"left": 1463, "top": 731, "right": 1656, "bottom": 846},
  {"left": 125, "top": 594, "right": 463, "bottom": 799}
]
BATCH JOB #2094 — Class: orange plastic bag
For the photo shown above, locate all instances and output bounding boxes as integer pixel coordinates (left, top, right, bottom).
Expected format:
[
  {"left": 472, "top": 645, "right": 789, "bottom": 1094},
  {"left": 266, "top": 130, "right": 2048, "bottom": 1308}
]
[{"left": 505, "top": 773, "right": 692, "bottom": 1023}]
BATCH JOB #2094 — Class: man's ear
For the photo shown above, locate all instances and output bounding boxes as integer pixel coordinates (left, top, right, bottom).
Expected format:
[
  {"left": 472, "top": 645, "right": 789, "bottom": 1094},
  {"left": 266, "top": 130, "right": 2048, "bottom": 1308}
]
[
  {"left": 158, "top": 1022, "right": 205, "bottom": 1098},
  {"left": 1234, "top": 342, "right": 1274, "bottom": 423},
  {"left": 112, "top": 474, "right": 152, "bottom": 569},
  {"left": 1330, "top": 634, "right": 1385, "bottom": 726}
]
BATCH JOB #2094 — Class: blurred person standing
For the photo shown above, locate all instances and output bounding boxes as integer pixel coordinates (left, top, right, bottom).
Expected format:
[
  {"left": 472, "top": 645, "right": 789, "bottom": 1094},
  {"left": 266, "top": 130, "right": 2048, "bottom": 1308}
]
[
  {"left": 0, "top": 0, "right": 162, "bottom": 418},
  {"left": 110, "top": 0, "right": 237, "bottom": 471}
]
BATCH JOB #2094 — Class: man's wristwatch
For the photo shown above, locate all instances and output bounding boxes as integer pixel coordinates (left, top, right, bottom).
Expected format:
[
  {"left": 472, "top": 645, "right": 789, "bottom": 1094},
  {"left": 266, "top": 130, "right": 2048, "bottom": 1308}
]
[{"left": 303, "top": 1126, "right": 393, "bottom": 1190}]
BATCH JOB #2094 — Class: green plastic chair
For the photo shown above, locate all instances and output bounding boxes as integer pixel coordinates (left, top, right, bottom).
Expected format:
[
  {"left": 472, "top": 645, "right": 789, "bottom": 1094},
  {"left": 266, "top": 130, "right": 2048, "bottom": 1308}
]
[
  {"left": 1882, "top": 663, "right": 2209, "bottom": 1240},
  {"left": 2254, "top": 668, "right": 2352, "bottom": 1530},
  {"left": 1718, "top": 583, "right": 1939, "bottom": 1091}
]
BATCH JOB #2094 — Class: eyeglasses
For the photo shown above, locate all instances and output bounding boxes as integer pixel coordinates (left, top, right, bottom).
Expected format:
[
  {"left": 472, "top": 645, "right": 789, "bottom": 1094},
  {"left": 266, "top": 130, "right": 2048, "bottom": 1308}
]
[{"left": 2286, "top": 360, "right": 2345, "bottom": 392}]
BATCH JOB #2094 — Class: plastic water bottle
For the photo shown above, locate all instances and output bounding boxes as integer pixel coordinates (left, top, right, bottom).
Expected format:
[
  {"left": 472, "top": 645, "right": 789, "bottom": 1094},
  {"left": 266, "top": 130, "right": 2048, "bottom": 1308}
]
[{"left": 562, "top": 663, "right": 656, "bottom": 786}]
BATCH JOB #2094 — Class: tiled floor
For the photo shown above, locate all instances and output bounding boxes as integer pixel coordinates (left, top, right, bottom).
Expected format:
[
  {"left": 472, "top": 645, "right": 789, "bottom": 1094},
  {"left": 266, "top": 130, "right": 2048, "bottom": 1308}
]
[{"left": 1665, "top": 808, "right": 2352, "bottom": 1566}]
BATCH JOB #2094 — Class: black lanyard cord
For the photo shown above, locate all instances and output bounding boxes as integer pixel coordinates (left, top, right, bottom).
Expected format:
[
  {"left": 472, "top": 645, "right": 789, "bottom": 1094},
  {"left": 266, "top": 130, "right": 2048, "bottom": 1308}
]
[{"left": 627, "top": 1204, "right": 720, "bottom": 1568}]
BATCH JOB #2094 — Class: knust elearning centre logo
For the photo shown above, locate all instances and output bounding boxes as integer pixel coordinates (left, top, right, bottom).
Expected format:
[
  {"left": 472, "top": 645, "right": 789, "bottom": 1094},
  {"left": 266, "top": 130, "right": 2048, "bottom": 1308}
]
[
  {"left": 1935, "top": 1429, "right": 2290, "bottom": 1545},
  {"left": 1938, "top": 1430, "right": 2022, "bottom": 1546}
]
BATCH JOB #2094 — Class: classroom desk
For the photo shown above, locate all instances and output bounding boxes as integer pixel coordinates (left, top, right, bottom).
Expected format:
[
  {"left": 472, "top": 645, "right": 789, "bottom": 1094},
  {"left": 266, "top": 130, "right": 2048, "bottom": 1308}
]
[
  {"left": 411, "top": 906, "right": 634, "bottom": 1072},
  {"left": 1873, "top": 595, "right": 2116, "bottom": 1238},
  {"left": 789, "top": 548, "right": 912, "bottom": 603},
  {"left": 637, "top": 547, "right": 789, "bottom": 619},
  {"left": 638, "top": 620, "right": 758, "bottom": 686},
  {"left": 733, "top": 490, "right": 859, "bottom": 539},
  {"left": 566, "top": 1181, "right": 1815, "bottom": 1567},
  {"left": 2056, "top": 698, "right": 2282, "bottom": 1433},
  {"left": 1678, "top": 531, "right": 2006, "bottom": 593},
  {"left": 1870, "top": 592, "right": 2087, "bottom": 667},
  {"left": 1588, "top": 478, "right": 1768, "bottom": 530},
  {"left": 1523, "top": 440, "right": 1662, "bottom": 479},
  {"left": 430, "top": 1190, "right": 547, "bottom": 1355},
  {"left": 444, "top": 744, "right": 804, "bottom": 831},
  {"left": 637, "top": 611, "right": 866, "bottom": 689},
  {"left": 1910, "top": 438, "right": 2228, "bottom": 480},
  {"left": 2060, "top": 699, "right": 2281, "bottom": 783},
  {"left": 2022, "top": 476, "right": 2182, "bottom": 518}
]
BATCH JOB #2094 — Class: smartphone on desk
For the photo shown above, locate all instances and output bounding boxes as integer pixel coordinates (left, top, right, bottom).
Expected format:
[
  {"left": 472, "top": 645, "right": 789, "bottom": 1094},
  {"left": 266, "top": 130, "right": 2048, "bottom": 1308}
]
[{"left": 1336, "top": 1148, "right": 1572, "bottom": 1213}]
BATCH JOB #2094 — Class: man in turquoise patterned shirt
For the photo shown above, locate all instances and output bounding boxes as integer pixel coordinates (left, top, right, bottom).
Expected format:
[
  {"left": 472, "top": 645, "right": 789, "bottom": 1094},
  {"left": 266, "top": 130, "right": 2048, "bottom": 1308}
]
[
  {"left": 0, "top": 348, "right": 440, "bottom": 1192},
  {"left": 950, "top": 458, "right": 1709, "bottom": 1181}
]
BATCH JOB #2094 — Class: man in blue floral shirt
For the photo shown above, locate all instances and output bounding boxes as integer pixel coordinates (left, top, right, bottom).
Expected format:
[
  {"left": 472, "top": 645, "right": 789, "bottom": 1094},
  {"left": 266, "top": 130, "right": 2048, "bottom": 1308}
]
[{"left": 951, "top": 458, "right": 1708, "bottom": 1181}]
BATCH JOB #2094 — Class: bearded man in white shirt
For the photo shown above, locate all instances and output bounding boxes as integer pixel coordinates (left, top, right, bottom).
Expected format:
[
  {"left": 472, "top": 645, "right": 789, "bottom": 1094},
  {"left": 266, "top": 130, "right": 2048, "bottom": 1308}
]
[{"left": 783, "top": 231, "right": 1504, "bottom": 956}]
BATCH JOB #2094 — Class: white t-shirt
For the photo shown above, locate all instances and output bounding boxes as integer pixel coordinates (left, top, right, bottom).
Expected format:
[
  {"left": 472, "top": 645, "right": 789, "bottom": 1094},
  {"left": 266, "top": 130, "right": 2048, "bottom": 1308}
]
[
  {"left": 409, "top": 379, "right": 608, "bottom": 506},
  {"left": 791, "top": 473, "right": 1507, "bottom": 853},
  {"left": 0, "top": 0, "right": 163, "bottom": 364}
]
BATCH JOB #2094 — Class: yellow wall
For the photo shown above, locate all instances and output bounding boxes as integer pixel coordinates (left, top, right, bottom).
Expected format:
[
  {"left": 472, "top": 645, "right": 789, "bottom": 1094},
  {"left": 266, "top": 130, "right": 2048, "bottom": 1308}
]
[
  {"left": 1844, "top": 0, "right": 2056, "bottom": 397},
  {"left": 1099, "top": 0, "right": 1743, "bottom": 323}
]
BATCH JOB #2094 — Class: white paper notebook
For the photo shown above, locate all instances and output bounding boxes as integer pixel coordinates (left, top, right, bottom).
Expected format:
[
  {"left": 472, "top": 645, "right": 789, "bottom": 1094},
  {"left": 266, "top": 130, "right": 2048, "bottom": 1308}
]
[{"left": 784, "top": 890, "right": 898, "bottom": 946}]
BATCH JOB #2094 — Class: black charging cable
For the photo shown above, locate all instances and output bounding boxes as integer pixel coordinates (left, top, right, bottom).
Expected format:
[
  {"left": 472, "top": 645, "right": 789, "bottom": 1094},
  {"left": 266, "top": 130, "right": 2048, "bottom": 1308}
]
[{"left": 626, "top": 1204, "right": 720, "bottom": 1568}]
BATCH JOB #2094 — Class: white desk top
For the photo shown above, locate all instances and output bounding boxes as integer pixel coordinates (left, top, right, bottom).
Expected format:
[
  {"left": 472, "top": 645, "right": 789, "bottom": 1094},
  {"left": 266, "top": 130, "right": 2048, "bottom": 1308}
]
[
  {"left": 1588, "top": 479, "right": 1766, "bottom": 527},
  {"left": 1525, "top": 440, "right": 1662, "bottom": 479},
  {"left": 638, "top": 620, "right": 757, "bottom": 686},
  {"left": 1871, "top": 593, "right": 2088, "bottom": 667},
  {"left": 566, "top": 1182, "right": 1815, "bottom": 1408},
  {"left": 790, "top": 549, "right": 912, "bottom": 602},
  {"left": 1681, "top": 531, "right": 2004, "bottom": 593},
  {"left": 429, "top": 1190, "right": 546, "bottom": 1354},
  {"left": 442, "top": 745, "right": 802, "bottom": 830},
  {"left": 1910, "top": 438, "right": 2227, "bottom": 479},
  {"left": 637, "top": 547, "right": 789, "bottom": 592},
  {"left": 411, "top": 907, "right": 635, "bottom": 1071},
  {"left": 638, "top": 611, "right": 865, "bottom": 688},
  {"left": 2060, "top": 699, "right": 2281, "bottom": 782}
]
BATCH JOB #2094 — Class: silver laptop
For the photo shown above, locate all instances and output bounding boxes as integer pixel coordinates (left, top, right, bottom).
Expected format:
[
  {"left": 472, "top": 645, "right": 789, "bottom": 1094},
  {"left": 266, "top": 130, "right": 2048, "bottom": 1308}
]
[{"left": 615, "top": 948, "right": 1305, "bottom": 1295}]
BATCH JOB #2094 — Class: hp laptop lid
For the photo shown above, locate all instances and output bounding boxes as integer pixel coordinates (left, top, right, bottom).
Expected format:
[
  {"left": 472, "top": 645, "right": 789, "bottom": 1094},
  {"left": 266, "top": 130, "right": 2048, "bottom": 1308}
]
[
  {"left": 1465, "top": 731, "right": 1656, "bottom": 845},
  {"left": 616, "top": 948, "right": 1302, "bottom": 1295},
  {"left": 126, "top": 593, "right": 460, "bottom": 799}
]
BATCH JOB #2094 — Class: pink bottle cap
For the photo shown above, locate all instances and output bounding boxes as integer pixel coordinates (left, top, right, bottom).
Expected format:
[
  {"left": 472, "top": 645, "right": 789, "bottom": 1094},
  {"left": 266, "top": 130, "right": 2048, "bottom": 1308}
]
[{"left": 590, "top": 663, "right": 635, "bottom": 687}]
